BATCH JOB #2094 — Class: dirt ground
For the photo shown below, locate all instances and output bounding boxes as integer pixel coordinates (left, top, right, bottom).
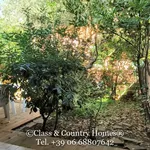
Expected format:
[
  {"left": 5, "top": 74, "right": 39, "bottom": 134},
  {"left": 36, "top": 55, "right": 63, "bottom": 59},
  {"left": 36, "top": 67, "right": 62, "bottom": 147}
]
[{"left": 16, "top": 101, "right": 150, "bottom": 150}]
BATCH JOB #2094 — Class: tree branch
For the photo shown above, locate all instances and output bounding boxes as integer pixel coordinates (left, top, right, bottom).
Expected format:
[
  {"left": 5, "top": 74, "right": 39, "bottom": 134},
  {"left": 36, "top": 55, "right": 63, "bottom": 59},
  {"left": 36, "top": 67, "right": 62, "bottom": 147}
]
[{"left": 85, "top": 37, "right": 99, "bottom": 69}]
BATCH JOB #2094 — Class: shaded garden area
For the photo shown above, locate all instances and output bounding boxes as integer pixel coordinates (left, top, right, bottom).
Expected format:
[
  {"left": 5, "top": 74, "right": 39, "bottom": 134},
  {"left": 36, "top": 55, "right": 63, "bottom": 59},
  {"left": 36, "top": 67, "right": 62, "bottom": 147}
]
[{"left": 0, "top": 0, "right": 150, "bottom": 149}]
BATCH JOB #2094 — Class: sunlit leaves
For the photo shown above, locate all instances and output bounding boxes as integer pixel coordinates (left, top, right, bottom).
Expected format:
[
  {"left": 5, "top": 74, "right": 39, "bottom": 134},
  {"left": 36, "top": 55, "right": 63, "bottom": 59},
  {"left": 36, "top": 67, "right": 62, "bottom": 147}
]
[{"left": 63, "top": 0, "right": 89, "bottom": 26}]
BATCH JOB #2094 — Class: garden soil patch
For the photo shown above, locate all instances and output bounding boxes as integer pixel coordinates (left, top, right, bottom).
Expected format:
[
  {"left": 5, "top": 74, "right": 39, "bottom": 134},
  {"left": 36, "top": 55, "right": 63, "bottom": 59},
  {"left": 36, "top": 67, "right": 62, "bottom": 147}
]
[{"left": 15, "top": 101, "right": 150, "bottom": 150}]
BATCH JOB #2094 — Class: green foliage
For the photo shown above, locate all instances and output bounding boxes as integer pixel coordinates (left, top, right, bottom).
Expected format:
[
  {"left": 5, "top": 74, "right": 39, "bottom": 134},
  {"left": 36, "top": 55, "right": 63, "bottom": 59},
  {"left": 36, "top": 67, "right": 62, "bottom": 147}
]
[
  {"left": 63, "top": 0, "right": 89, "bottom": 26},
  {"left": 5, "top": 58, "right": 83, "bottom": 109},
  {"left": 71, "top": 97, "right": 114, "bottom": 118},
  {"left": 0, "top": 6, "right": 91, "bottom": 130},
  {"left": 1, "top": 0, "right": 149, "bottom": 129}
]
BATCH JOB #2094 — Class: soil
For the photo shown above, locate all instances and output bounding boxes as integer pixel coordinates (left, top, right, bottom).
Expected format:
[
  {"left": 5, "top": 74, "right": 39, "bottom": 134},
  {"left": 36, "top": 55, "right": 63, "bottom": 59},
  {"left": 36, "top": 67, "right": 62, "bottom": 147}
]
[{"left": 15, "top": 101, "right": 150, "bottom": 150}]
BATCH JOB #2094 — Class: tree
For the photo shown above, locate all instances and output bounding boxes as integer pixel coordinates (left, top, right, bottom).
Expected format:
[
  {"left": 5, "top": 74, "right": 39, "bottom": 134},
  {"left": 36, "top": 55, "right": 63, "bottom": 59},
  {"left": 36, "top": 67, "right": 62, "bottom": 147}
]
[
  {"left": 1, "top": 6, "right": 87, "bottom": 131},
  {"left": 63, "top": 0, "right": 150, "bottom": 122},
  {"left": 108, "top": 0, "right": 150, "bottom": 121}
]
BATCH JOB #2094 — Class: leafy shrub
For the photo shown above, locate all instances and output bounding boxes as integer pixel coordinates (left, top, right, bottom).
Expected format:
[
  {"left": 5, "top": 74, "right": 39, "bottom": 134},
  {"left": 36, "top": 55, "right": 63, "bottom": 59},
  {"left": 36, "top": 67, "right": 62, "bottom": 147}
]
[{"left": 1, "top": 9, "right": 88, "bottom": 131}]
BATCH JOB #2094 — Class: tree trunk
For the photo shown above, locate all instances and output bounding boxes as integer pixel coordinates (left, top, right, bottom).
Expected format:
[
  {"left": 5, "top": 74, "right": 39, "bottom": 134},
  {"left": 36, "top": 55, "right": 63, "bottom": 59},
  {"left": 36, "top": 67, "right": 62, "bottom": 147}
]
[
  {"left": 145, "top": 63, "right": 150, "bottom": 121},
  {"left": 111, "top": 75, "right": 118, "bottom": 100},
  {"left": 137, "top": 58, "right": 145, "bottom": 95},
  {"left": 42, "top": 117, "right": 48, "bottom": 131},
  {"left": 146, "top": 64, "right": 150, "bottom": 100},
  {"left": 53, "top": 99, "right": 59, "bottom": 132}
]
